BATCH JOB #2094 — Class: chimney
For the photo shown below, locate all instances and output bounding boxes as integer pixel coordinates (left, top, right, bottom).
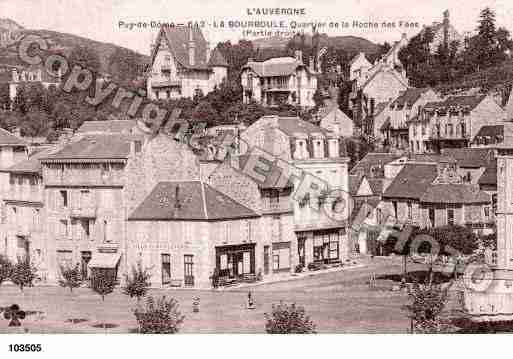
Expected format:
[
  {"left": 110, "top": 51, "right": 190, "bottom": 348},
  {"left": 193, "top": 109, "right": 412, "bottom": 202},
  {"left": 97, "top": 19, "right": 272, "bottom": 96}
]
[
  {"left": 188, "top": 28, "right": 195, "bottom": 66},
  {"left": 294, "top": 50, "right": 303, "bottom": 63}
]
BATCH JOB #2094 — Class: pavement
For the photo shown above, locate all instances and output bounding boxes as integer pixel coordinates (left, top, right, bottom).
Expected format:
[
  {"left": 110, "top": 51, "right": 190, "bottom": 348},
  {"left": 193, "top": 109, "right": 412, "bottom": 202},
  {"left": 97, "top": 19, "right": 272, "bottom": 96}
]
[{"left": 0, "top": 256, "right": 449, "bottom": 333}]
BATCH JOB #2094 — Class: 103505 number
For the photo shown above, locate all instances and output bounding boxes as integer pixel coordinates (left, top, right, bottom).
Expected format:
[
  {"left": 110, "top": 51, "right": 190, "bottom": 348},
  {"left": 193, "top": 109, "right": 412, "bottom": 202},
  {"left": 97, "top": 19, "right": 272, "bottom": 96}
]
[{"left": 8, "top": 344, "right": 42, "bottom": 352}]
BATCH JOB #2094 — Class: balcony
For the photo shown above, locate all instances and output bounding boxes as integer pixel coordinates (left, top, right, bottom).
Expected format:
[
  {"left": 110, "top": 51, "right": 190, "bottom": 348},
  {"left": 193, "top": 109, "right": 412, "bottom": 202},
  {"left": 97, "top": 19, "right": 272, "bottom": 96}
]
[
  {"left": 262, "top": 82, "right": 291, "bottom": 91},
  {"left": 69, "top": 205, "right": 97, "bottom": 219}
]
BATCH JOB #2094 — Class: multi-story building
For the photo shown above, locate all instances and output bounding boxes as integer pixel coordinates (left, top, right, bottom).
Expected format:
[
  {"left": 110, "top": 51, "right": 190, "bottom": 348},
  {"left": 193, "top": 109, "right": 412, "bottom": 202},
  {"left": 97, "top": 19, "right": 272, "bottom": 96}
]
[
  {"left": 420, "top": 10, "right": 465, "bottom": 54},
  {"left": 40, "top": 134, "right": 146, "bottom": 282},
  {"left": 421, "top": 94, "right": 507, "bottom": 153},
  {"left": 380, "top": 87, "right": 439, "bottom": 152},
  {"left": 382, "top": 159, "right": 493, "bottom": 234},
  {"left": 146, "top": 26, "right": 228, "bottom": 100},
  {"left": 0, "top": 148, "right": 50, "bottom": 279},
  {"left": 238, "top": 115, "right": 351, "bottom": 267},
  {"left": 240, "top": 51, "right": 318, "bottom": 108},
  {"left": 349, "top": 59, "right": 409, "bottom": 136}
]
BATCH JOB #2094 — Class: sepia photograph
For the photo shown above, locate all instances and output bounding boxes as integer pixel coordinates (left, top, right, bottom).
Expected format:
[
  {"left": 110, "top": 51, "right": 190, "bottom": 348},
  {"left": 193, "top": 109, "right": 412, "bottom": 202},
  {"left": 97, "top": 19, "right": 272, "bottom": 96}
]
[{"left": 2, "top": 0, "right": 513, "bottom": 355}]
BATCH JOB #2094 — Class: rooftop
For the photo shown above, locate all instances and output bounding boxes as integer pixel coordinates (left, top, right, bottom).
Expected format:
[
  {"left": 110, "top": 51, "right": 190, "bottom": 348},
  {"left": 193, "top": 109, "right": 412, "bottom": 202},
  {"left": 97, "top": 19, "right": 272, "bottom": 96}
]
[
  {"left": 382, "top": 163, "right": 438, "bottom": 200},
  {"left": 440, "top": 148, "right": 494, "bottom": 168},
  {"left": 76, "top": 120, "right": 138, "bottom": 135},
  {"left": 129, "top": 181, "right": 259, "bottom": 221},
  {"left": 243, "top": 57, "right": 311, "bottom": 77},
  {"left": 420, "top": 184, "right": 490, "bottom": 204},
  {"left": 0, "top": 127, "right": 27, "bottom": 146},
  {"left": 350, "top": 152, "right": 403, "bottom": 176}
]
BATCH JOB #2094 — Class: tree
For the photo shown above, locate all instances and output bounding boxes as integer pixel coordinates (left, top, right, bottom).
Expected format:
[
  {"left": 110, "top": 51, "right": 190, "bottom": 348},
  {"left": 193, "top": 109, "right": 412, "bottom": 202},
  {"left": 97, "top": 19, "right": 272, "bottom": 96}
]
[
  {"left": 10, "top": 257, "right": 38, "bottom": 292},
  {"left": 404, "top": 280, "right": 450, "bottom": 333},
  {"left": 59, "top": 263, "right": 82, "bottom": 293},
  {"left": 191, "top": 100, "right": 220, "bottom": 127},
  {"left": 123, "top": 263, "right": 151, "bottom": 302},
  {"left": 0, "top": 255, "right": 13, "bottom": 287},
  {"left": 265, "top": 302, "right": 316, "bottom": 334},
  {"left": 133, "top": 296, "right": 185, "bottom": 334},
  {"left": 69, "top": 45, "right": 101, "bottom": 74},
  {"left": 91, "top": 269, "right": 116, "bottom": 301}
]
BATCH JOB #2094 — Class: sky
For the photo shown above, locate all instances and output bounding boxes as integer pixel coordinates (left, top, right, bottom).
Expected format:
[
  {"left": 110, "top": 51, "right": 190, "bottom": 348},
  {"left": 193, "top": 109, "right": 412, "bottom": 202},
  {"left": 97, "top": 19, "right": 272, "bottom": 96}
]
[{"left": 1, "top": 0, "right": 513, "bottom": 55}]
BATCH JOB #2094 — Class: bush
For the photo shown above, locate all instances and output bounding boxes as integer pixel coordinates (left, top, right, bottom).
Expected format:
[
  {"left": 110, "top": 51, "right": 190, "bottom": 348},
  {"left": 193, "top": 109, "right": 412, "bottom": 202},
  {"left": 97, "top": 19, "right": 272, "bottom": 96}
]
[
  {"left": 123, "top": 263, "right": 151, "bottom": 301},
  {"left": 10, "top": 257, "right": 38, "bottom": 291},
  {"left": 91, "top": 269, "right": 117, "bottom": 301},
  {"left": 59, "top": 263, "right": 82, "bottom": 292},
  {"left": 265, "top": 302, "right": 316, "bottom": 334},
  {"left": 404, "top": 281, "right": 450, "bottom": 334},
  {"left": 134, "top": 296, "right": 185, "bottom": 334},
  {"left": 0, "top": 255, "right": 13, "bottom": 286},
  {"left": 481, "top": 232, "right": 497, "bottom": 251}
]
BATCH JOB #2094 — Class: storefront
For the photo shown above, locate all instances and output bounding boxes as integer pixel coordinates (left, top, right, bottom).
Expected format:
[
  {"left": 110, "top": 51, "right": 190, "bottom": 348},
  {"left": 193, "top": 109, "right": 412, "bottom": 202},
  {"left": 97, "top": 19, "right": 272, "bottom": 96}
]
[{"left": 215, "top": 244, "right": 255, "bottom": 284}]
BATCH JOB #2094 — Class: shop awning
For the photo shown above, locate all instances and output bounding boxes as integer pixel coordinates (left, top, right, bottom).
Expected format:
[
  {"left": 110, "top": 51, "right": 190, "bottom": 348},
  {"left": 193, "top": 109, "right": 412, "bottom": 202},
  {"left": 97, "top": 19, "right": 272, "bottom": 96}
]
[{"left": 88, "top": 252, "right": 121, "bottom": 269}]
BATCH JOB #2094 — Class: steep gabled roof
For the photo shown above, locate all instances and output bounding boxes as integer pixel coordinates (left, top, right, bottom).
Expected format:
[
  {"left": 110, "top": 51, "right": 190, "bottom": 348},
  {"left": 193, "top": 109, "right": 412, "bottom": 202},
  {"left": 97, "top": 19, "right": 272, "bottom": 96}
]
[
  {"left": 420, "top": 184, "right": 490, "bottom": 204},
  {"left": 128, "top": 181, "right": 259, "bottom": 221},
  {"left": 382, "top": 163, "right": 438, "bottom": 200},
  {"left": 3, "top": 147, "right": 56, "bottom": 174},
  {"left": 151, "top": 26, "right": 211, "bottom": 70},
  {"left": 208, "top": 47, "right": 229, "bottom": 67}
]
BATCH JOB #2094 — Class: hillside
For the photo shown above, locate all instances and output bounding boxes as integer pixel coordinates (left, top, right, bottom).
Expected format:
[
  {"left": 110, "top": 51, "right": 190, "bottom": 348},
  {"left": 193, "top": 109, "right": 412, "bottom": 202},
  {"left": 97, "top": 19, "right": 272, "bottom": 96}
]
[
  {"left": 253, "top": 33, "right": 380, "bottom": 56},
  {"left": 0, "top": 18, "right": 149, "bottom": 75}
]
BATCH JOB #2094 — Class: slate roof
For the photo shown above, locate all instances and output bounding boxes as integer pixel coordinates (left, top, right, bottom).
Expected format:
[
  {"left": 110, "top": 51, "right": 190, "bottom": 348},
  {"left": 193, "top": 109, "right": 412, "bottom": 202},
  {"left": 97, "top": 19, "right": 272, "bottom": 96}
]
[
  {"left": 474, "top": 125, "right": 503, "bottom": 138},
  {"left": 243, "top": 57, "right": 312, "bottom": 77},
  {"left": 382, "top": 164, "right": 438, "bottom": 200},
  {"left": 208, "top": 47, "right": 229, "bottom": 67},
  {"left": 424, "top": 95, "right": 486, "bottom": 111},
  {"left": 391, "top": 88, "right": 429, "bottom": 108},
  {"left": 128, "top": 181, "right": 259, "bottom": 221},
  {"left": 277, "top": 117, "right": 330, "bottom": 137},
  {"left": 361, "top": 65, "right": 408, "bottom": 90},
  {"left": 350, "top": 152, "right": 402, "bottom": 176},
  {"left": 420, "top": 184, "right": 490, "bottom": 204},
  {"left": 3, "top": 147, "right": 56, "bottom": 174},
  {"left": 151, "top": 26, "right": 227, "bottom": 70},
  {"left": 478, "top": 160, "right": 497, "bottom": 187},
  {"left": 440, "top": 148, "right": 493, "bottom": 168},
  {"left": 42, "top": 134, "right": 140, "bottom": 161},
  {"left": 350, "top": 197, "right": 381, "bottom": 224},
  {"left": 76, "top": 120, "right": 137, "bottom": 134},
  {"left": 0, "top": 128, "right": 27, "bottom": 146}
]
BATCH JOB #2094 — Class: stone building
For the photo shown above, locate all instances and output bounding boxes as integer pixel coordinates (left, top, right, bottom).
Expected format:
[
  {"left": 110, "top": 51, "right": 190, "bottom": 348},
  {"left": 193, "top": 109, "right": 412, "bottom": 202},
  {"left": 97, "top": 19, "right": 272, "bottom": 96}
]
[
  {"left": 421, "top": 10, "right": 465, "bottom": 54},
  {"left": 382, "top": 159, "right": 493, "bottom": 234},
  {"left": 238, "top": 115, "right": 351, "bottom": 269},
  {"left": 421, "top": 94, "right": 507, "bottom": 153},
  {"left": 0, "top": 148, "right": 52, "bottom": 280},
  {"left": 146, "top": 26, "right": 228, "bottom": 100},
  {"left": 240, "top": 51, "right": 318, "bottom": 108},
  {"left": 380, "top": 88, "right": 439, "bottom": 152}
]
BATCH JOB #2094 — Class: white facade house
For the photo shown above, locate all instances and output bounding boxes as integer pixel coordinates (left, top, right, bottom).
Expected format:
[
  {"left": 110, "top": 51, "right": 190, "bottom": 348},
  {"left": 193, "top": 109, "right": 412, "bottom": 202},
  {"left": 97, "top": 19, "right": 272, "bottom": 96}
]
[
  {"left": 240, "top": 51, "right": 318, "bottom": 109},
  {"left": 147, "top": 26, "right": 228, "bottom": 100}
]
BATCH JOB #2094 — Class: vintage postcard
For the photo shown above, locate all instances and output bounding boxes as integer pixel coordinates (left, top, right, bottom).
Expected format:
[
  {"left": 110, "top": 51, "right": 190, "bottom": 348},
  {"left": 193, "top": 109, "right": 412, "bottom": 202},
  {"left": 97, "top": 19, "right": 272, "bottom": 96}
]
[{"left": 0, "top": 0, "right": 513, "bottom": 347}]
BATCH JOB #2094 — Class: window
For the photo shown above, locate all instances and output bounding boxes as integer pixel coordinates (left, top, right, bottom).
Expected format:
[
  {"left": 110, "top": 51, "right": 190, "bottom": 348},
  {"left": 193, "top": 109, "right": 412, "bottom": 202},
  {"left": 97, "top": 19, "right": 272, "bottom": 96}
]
[
  {"left": 313, "top": 232, "right": 339, "bottom": 263},
  {"left": 447, "top": 208, "right": 455, "bottom": 225},
  {"left": 407, "top": 202, "right": 412, "bottom": 220},
  {"left": 60, "top": 190, "right": 68, "bottom": 208},
  {"left": 81, "top": 219, "right": 90, "bottom": 238},
  {"left": 59, "top": 219, "right": 68, "bottom": 238},
  {"left": 392, "top": 201, "right": 398, "bottom": 219},
  {"left": 161, "top": 253, "right": 171, "bottom": 285},
  {"left": 429, "top": 208, "right": 435, "bottom": 227},
  {"left": 421, "top": 125, "right": 426, "bottom": 136},
  {"left": 33, "top": 209, "right": 40, "bottom": 230},
  {"left": 272, "top": 242, "right": 291, "bottom": 271},
  {"left": 184, "top": 255, "right": 194, "bottom": 286},
  {"left": 103, "top": 220, "right": 109, "bottom": 243},
  {"left": 484, "top": 206, "right": 490, "bottom": 219},
  {"left": 57, "top": 250, "right": 73, "bottom": 268}
]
